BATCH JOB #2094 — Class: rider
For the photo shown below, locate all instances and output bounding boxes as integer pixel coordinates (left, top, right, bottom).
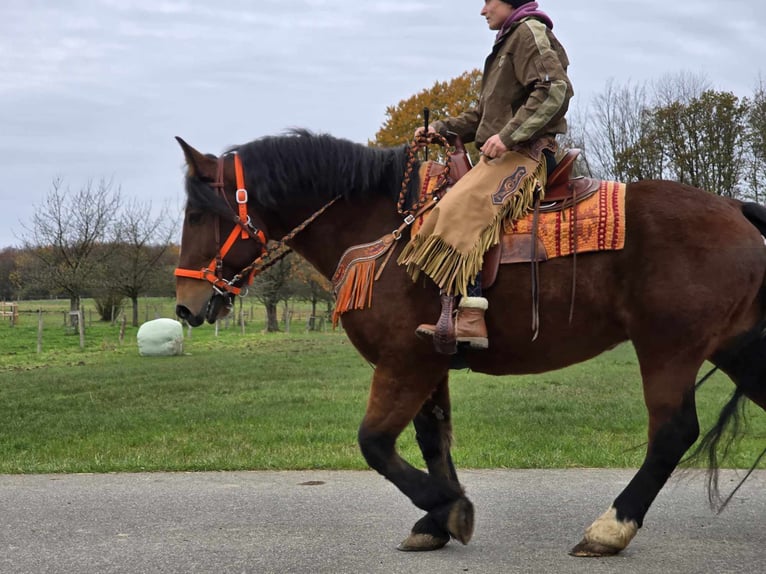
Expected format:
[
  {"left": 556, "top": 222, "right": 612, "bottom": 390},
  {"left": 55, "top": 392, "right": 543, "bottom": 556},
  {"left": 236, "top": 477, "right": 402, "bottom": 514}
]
[{"left": 401, "top": 0, "right": 573, "bottom": 351}]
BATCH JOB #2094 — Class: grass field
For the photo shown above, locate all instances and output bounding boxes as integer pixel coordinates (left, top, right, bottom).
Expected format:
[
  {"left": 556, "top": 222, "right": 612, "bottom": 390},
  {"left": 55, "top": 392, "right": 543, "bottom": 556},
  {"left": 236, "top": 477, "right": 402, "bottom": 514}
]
[{"left": 0, "top": 298, "right": 764, "bottom": 474}]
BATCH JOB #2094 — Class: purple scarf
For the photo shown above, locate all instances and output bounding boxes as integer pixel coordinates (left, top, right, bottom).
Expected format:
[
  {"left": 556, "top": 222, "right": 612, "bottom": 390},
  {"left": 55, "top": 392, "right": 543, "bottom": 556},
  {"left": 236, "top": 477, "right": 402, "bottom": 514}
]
[{"left": 496, "top": 1, "right": 554, "bottom": 42}]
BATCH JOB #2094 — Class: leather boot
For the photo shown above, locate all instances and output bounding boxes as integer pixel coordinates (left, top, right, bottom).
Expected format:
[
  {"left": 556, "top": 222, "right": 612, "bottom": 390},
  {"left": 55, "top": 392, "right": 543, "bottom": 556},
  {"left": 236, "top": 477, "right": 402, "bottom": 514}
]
[{"left": 417, "top": 296, "right": 489, "bottom": 350}]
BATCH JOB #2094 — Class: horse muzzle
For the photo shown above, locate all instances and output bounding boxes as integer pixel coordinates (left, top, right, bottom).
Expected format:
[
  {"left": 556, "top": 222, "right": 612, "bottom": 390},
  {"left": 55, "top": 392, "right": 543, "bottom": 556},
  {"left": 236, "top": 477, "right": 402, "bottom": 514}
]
[
  {"left": 175, "top": 303, "right": 202, "bottom": 327},
  {"left": 175, "top": 293, "right": 233, "bottom": 326},
  {"left": 175, "top": 270, "right": 236, "bottom": 327}
]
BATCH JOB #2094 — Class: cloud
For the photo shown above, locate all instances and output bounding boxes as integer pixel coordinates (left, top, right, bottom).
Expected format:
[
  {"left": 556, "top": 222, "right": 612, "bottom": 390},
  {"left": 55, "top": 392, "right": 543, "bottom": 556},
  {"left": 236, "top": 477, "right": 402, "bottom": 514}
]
[{"left": 0, "top": 0, "right": 764, "bottom": 248}]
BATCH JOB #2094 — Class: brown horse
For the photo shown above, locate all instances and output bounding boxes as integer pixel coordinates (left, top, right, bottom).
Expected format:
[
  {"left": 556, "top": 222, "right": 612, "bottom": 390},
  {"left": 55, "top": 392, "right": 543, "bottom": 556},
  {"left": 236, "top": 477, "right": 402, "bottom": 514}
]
[{"left": 174, "top": 130, "right": 766, "bottom": 557}]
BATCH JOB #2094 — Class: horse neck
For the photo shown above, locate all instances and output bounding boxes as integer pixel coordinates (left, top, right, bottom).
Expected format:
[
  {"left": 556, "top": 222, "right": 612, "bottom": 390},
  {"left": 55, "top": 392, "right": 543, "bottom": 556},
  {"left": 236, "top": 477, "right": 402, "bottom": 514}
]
[{"left": 281, "top": 195, "right": 401, "bottom": 280}]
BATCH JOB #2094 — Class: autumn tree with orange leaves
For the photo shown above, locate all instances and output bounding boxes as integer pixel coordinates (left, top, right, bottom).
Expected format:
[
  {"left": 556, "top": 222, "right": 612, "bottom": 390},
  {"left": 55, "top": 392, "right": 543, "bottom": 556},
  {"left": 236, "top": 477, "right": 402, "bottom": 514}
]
[{"left": 371, "top": 69, "right": 482, "bottom": 162}]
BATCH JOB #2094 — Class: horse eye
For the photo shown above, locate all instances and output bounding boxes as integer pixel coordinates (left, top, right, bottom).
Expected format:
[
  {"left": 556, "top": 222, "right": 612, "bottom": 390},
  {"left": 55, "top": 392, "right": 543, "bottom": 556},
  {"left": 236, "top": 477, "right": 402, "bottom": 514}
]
[{"left": 187, "top": 211, "right": 204, "bottom": 225}]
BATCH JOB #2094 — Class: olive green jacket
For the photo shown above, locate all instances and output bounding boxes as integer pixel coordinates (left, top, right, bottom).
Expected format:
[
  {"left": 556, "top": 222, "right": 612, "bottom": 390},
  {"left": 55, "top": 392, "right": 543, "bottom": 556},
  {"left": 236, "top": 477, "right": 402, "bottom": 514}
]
[{"left": 433, "top": 17, "right": 573, "bottom": 150}]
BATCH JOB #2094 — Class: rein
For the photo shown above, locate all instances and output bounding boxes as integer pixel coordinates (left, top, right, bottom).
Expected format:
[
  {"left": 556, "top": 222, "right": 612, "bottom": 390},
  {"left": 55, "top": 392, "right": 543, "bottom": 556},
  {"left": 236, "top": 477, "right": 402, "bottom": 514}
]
[
  {"left": 398, "top": 132, "right": 452, "bottom": 218},
  {"left": 330, "top": 134, "right": 452, "bottom": 326},
  {"left": 229, "top": 194, "right": 341, "bottom": 288}
]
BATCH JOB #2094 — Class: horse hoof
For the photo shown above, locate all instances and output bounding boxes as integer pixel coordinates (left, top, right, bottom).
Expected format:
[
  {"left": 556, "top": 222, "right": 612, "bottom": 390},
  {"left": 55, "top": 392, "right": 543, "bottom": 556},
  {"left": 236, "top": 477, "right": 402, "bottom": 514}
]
[
  {"left": 397, "top": 532, "right": 450, "bottom": 552},
  {"left": 447, "top": 498, "right": 475, "bottom": 545},
  {"left": 569, "top": 538, "right": 623, "bottom": 557}
]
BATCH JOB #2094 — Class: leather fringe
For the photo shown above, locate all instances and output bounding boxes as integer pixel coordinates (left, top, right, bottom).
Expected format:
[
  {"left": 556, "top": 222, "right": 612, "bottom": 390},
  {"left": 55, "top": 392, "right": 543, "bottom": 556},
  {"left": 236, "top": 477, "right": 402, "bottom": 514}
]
[
  {"left": 332, "top": 258, "right": 377, "bottom": 327},
  {"left": 398, "top": 161, "right": 545, "bottom": 296}
]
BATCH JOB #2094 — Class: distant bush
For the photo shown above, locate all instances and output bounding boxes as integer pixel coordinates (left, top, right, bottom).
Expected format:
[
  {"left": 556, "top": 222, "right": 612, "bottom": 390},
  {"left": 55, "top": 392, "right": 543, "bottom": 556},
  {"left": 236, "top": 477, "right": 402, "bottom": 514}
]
[{"left": 94, "top": 292, "right": 124, "bottom": 322}]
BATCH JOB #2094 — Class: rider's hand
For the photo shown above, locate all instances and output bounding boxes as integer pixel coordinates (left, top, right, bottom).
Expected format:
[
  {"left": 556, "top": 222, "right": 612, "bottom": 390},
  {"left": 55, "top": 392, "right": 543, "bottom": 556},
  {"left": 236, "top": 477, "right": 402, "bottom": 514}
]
[
  {"left": 413, "top": 125, "right": 438, "bottom": 139},
  {"left": 480, "top": 134, "right": 509, "bottom": 159}
]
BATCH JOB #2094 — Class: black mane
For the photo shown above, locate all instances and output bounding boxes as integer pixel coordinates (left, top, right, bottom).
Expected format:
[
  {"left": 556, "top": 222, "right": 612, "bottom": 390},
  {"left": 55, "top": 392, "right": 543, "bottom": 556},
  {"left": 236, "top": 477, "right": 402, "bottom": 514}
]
[{"left": 233, "top": 130, "right": 418, "bottom": 210}]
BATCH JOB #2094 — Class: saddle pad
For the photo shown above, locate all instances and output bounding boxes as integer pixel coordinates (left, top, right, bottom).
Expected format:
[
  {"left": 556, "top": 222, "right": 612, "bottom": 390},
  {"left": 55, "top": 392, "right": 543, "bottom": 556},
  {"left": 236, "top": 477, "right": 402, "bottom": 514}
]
[{"left": 504, "top": 180, "right": 626, "bottom": 258}]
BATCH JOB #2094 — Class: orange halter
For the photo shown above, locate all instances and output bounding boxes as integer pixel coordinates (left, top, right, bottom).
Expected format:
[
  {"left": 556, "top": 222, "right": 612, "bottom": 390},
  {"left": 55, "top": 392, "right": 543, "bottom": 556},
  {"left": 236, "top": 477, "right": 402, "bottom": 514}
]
[{"left": 174, "top": 153, "right": 267, "bottom": 296}]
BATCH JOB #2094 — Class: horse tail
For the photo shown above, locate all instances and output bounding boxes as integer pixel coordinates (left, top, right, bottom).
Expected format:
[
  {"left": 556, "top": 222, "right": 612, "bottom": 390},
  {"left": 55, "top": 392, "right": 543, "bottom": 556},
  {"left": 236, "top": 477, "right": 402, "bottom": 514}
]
[
  {"left": 688, "top": 384, "right": 766, "bottom": 512},
  {"left": 689, "top": 201, "right": 766, "bottom": 510},
  {"left": 741, "top": 201, "right": 766, "bottom": 236},
  {"left": 693, "top": 325, "right": 766, "bottom": 512}
]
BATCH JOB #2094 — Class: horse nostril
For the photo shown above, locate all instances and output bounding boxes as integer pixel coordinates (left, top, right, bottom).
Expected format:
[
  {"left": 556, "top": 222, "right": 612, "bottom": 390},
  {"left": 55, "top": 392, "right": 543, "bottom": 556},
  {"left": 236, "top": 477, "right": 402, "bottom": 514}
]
[{"left": 175, "top": 305, "right": 191, "bottom": 320}]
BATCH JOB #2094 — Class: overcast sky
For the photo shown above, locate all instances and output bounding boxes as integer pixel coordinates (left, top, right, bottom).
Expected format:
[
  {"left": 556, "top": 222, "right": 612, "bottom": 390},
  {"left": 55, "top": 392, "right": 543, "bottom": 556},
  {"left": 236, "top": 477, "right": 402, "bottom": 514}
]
[{"left": 1, "top": 0, "right": 763, "bottom": 248}]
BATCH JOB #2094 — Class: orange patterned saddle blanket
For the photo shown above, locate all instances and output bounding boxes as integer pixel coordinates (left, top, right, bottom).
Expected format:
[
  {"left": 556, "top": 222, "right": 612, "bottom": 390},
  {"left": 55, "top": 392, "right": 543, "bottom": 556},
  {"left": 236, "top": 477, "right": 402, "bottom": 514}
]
[
  {"left": 500, "top": 179, "right": 626, "bottom": 264},
  {"left": 413, "top": 162, "right": 626, "bottom": 264}
]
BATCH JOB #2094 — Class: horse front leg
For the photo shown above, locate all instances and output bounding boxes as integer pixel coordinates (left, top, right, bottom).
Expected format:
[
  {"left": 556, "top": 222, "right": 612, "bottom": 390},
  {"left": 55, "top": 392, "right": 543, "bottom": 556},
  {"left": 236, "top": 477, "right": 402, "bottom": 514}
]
[
  {"left": 358, "top": 366, "right": 474, "bottom": 550},
  {"left": 571, "top": 368, "right": 700, "bottom": 557},
  {"left": 399, "top": 375, "right": 461, "bottom": 551}
]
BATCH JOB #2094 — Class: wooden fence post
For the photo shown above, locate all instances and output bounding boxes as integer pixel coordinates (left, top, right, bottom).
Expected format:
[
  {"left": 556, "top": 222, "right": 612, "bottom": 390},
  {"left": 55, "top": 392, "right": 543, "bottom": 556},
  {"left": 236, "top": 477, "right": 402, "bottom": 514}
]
[
  {"left": 37, "top": 310, "right": 43, "bottom": 354},
  {"left": 119, "top": 315, "right": 126, "bottom": 344},
  {"left": 78, "top": 307, "right": 85, "bottom": 349},
  {"left": 0, "top": 302, "right": 14, "bottom": 325}
]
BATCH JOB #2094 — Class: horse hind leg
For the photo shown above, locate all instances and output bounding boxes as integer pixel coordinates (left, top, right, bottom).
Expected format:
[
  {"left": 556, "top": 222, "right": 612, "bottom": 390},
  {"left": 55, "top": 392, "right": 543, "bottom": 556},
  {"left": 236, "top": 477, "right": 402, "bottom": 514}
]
[
  {"left": 358, "top": 366, "right": 474, "bottom": 550},
  {"left": 399, "top": 376, "right": 462, "bottom": 551},
  {"left": 571, "top": 359, "right": 701, "bottom": 557}
]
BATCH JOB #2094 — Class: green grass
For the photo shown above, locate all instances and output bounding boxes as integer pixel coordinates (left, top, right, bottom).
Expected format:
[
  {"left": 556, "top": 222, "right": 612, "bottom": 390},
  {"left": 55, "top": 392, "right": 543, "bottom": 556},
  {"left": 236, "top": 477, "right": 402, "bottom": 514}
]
[{"left": 0, "top": 299, "right": 765, "bottom": 474}]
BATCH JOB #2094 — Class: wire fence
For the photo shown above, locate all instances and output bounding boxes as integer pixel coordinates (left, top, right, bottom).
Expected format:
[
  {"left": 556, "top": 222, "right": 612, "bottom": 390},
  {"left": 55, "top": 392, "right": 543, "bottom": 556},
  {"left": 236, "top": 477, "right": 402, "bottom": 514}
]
[{"left": 1, "top": 299, "right": 334, "bottom": 356}]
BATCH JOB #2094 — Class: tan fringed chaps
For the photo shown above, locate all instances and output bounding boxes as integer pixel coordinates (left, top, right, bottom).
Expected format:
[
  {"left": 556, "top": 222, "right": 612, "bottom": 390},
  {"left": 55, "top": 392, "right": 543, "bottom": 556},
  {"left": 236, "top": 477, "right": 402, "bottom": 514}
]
[{"left": 398, "top": 150, "right": 544, "bottom": 296}]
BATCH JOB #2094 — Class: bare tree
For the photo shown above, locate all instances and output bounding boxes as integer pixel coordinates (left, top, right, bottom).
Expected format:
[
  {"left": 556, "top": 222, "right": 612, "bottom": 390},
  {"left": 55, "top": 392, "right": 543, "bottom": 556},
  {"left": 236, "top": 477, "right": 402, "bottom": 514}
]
[
  {"left": 584, "top": 79, "right": 664, "bottom": 181},
  {"left": 105, "top": 199, "right": 178, "bottom": 326},
  {"left": 19, "top": 177, "right": 121, "bottom": 314},
  {"left": 653, "top": 71, "right": 711, "bottom": 108},
  {"left": 556, "top": 104, "right": 592, "bottom": 177},
  {"left": 290, "top": 255, "right": 334, "bottom": 329},
  {"left": 250, "top": 254, "right": 294, "bottom": 332}
]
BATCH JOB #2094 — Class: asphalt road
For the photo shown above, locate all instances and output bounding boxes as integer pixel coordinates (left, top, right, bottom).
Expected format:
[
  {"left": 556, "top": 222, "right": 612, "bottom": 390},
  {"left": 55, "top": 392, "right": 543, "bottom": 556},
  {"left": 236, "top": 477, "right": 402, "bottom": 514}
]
[{"left": 1, "top": 469, "right": 764, "bottom": 574}]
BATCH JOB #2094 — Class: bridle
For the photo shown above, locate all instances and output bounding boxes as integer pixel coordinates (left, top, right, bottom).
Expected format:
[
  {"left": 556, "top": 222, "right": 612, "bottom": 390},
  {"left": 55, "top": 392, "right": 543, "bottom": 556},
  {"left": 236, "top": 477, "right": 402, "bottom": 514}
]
[
  {"left": 174, "top": 152, "right": 339, "bottom": 298},
  {"left": 175, "top": 134, "right": 449, "bottom": 307},
  {"left": 174, "top": 153, "right": 268, "bottom": 297}
]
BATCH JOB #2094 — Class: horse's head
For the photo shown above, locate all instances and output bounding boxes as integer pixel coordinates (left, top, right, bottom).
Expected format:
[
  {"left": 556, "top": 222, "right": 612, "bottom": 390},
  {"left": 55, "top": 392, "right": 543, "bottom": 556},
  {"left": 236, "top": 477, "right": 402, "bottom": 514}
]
[
  {"left": 174, "top": 131, "right": 423, "bottom": 326},
  {"left": 174, "top": 137, "right": 269, "bottom": 326}
]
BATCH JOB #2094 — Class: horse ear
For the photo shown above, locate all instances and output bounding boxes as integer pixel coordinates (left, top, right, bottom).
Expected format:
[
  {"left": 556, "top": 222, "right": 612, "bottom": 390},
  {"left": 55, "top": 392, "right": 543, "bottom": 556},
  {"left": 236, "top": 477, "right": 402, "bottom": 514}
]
[{"left": 175, "top": 136, "right": 217, "bottom": 181}]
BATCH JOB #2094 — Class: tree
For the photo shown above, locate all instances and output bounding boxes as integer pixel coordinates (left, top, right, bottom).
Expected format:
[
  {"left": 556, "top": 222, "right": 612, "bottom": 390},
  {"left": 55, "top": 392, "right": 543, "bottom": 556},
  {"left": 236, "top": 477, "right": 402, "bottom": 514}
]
[
  {"left": 93, "top": 290, "right": 125, "bottom": 323},
  {"left": 652, "top": 71, "right": 711, "bottom": 108},
  {"left": 743, "top": 78, "right": 766, "bottom": 203},
  {"left": 0, "top": 247, "right": 20, "bottom": 300},
  {"left": 8, "top": 249, "right": 50, "bottom": 300},
  {"left": 104, "top": 199, "right": 178, "bottom": 326},
  {"left": 584, "top": 79, "right": 664, "bottom": 181},
  {"left": 18, "top": 177, "right": 121, "bottom": 314},
  {"left": 250, "top": 253, "right": 294, "bottom": 332},
  {"left": 290, "top": 255, "right": 334, "bottom": 329},
  {"left": 371, "top": 69, "right": 483, "bottom": 162},
  {"left": 582, "top": 73, "right": 751, "bottom": 197},
  {"left": 653, "top": 90, "right": 748, "bottom": 196},
  {"left": 556, "top": 105, "right": 593, "bottom": 177}
]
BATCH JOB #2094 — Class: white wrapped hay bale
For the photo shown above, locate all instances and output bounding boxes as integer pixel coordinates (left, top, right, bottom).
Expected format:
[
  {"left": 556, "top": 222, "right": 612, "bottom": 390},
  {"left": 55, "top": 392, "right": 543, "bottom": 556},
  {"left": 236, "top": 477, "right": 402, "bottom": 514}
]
[{"left": 137, "top": 318, "right": 184, "bottom": 356}]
